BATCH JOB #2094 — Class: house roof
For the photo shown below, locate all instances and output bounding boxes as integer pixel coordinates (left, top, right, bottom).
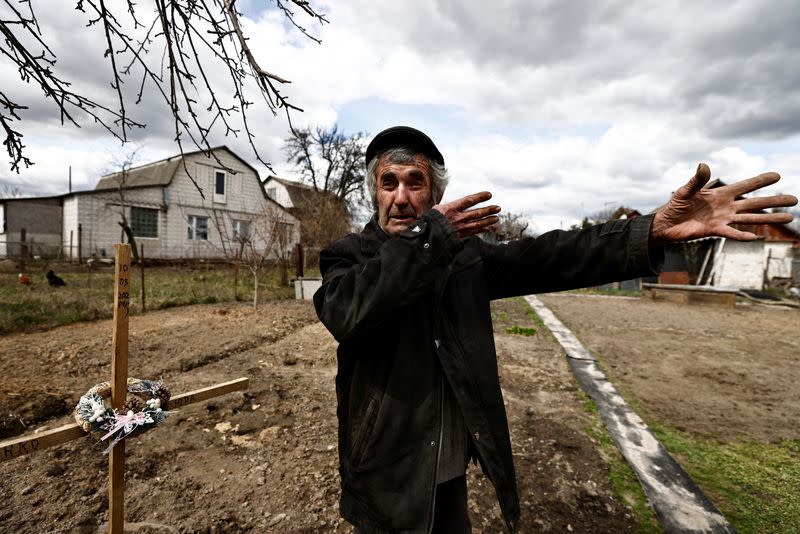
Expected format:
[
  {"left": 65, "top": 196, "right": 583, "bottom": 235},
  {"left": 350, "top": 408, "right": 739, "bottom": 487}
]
[
  {"left": 95, "top": 156, "right": 181, "bottom": 190},
  {"left": 263, "top": 175, "right": 343, "bottom": 210},
  {"left": 264, "top": 175, "right": 315, "bottom": 191},
  {"left": 95, "top": 146, "right": 259, "bottom": 191}
]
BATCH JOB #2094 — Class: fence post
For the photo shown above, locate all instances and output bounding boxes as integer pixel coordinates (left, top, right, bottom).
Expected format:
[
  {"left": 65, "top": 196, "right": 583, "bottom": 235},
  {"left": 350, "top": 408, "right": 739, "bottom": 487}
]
[
  {"left": 140, "top": 243, "right": 145, "bottom": 313},
  {"left": 19, "top": 228, "right": 26, "bottom": 271},
  {"left": 295, "top": 243, "right": 305, "bottom": 278}
]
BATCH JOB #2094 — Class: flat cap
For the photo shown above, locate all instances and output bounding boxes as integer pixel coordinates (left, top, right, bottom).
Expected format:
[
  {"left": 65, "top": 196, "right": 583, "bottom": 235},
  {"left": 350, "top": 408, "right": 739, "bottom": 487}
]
[{"left": 365, "top": 126, "right": 444, "bottom": 168}]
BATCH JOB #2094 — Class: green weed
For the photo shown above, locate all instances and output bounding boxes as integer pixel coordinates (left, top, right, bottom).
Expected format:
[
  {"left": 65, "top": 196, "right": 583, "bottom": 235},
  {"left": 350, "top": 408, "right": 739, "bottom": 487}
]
[{"left": 505, "top": 325, "right": 537, "bottom": 336}]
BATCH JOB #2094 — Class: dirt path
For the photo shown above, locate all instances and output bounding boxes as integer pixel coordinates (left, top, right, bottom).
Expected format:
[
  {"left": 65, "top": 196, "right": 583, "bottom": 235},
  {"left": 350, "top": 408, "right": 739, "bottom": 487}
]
[
  {"left": 538, "top": 294, "right": 800, "bottom": 443},
  {"left": 1, "top": 299, "right": 638, "bottom": 533}
]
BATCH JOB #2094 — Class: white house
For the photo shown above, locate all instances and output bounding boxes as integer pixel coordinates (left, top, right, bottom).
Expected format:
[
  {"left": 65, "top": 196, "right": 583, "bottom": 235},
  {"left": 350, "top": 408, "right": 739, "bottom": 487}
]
[
  {"left": 1, "top": 146, "right": 299, "bottom": 262},
  {"left": 707, "top": 239, "right": 765, "bottom": 289},
  {"left": 262, "top": 175, "right": 303, "bottom": 208}
]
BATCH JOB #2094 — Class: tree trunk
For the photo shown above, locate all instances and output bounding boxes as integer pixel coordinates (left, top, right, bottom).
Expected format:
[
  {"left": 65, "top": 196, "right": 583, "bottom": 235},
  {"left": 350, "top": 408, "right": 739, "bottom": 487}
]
[
  {"left": 252, "top": 270, "right": 259, "bottom": 310},
  {"left": 280, "top": 256, "right": 288, "bottom": 286},
  {"left": 117, "top": 221, "right": 140, "bottom": 263},
  {"left": 233, "top": 241, "right": 244, "bottom": 301}
]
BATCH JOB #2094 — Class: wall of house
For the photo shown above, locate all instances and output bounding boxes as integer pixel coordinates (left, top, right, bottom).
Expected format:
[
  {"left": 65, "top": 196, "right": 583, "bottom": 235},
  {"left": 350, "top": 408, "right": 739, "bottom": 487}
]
[
  {"left": 0, "top": 198, "right": 62, "bottom": 258},
  {"left": 712, "top": 239, "right": 764, "bottom": 289},
  {"left": 155, "top": 149, "right": 299, "bottom": 260},
  {"left": 764, "top": 242, "right": 795, "bottom": 280},
  {"left": 62, "top": 196, "right": 79, "bottom": 260},
  {"left": 73, "top": 189, "right": 165, "bottom": 260},
  {"left": 264, "top": 180, "right": 294, "bottom": 208}
]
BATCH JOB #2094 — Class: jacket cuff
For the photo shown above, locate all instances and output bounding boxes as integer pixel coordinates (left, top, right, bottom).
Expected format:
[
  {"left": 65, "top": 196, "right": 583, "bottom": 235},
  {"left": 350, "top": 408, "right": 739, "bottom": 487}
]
[
  {"left": 628, "top": 214, "right": 664, "bottom": 275},
  {"left": 423, "top": 208, "right": 464, "bottom": 258}
]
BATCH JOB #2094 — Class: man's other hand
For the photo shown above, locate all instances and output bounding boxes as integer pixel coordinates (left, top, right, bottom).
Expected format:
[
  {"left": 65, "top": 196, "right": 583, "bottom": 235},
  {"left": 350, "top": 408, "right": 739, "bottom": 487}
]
[
  {"left": 650, "top": 163, "right": 798, "bottom": 245},
  {"left": 433, "top": 191, "right": 501, "bottom": 239}
]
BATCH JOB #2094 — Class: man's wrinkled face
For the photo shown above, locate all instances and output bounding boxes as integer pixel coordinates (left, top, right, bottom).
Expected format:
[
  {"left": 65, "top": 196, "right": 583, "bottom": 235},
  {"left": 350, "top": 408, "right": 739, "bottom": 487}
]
[{"left": 376, "top": 155, "right": 434, "bottom": 235}]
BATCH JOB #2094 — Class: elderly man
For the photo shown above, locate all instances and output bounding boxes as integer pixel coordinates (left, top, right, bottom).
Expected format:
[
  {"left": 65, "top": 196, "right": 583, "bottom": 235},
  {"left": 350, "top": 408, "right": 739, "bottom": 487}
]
[{"left": 313, "top": 126, "right": 796, "bottom": 533}]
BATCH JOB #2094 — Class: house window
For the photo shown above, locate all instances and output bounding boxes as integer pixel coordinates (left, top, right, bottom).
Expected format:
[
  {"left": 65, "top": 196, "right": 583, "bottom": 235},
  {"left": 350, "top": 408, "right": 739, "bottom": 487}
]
[
  {"left": 130, "top": 207, "right": 158, "bottom": 238},
  {"left": 233, "top": 219, "right": 250, "bottom": 240},
  {"left": 187, "top": 215, "right": 208, "bottom": 240},
  {"left": 214, "top": 170, "right": 226, "bottom": 203},
  {"left": 267, "top": 187, "right": 277, "bottom": 200}
]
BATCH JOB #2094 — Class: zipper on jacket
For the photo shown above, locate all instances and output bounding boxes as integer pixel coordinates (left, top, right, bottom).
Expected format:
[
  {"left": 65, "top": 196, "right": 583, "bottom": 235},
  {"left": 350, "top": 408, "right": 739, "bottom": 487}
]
[
  {"left": 425, "top": 370, "right": 445, "bottom": 534},
  {"left": 426, "top": 269, "right": 450, "bottom": 533}
]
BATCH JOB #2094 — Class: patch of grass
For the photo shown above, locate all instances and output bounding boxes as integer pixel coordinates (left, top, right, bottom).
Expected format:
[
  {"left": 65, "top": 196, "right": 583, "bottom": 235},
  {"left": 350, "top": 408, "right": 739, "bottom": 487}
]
[
  {"left": 647, "top": 423, "right": 800, "bottom": 534},
  {"left": 492, "top": 310, "right": 510, "bottom": 323},
  {"left": 519, "top": 298, "right": 545, "bottom": 328},
  {"left": 0, "top": 262, "right": 298, "bottom": 334},
  {"left": 576, "top": 390, "right": 662, "bottom": 533},
  {"left": 504, "top": 325, "right": 537, "bottom": 336},
  {"left": 593, "top": 361, "right": 800, "bottom": 534}
]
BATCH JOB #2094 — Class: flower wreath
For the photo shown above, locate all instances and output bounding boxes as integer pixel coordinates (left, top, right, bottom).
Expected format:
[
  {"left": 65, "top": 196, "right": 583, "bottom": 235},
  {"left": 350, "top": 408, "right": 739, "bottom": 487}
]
[{"left": 75, "top": 378, "right": 171, "bottom": 453}]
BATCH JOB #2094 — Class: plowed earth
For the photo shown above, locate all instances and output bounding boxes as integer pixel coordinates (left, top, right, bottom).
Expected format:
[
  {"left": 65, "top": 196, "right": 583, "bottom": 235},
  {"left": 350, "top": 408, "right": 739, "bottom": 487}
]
[{"left": 8, "top": 293, "right": 787, "bottom": 533}]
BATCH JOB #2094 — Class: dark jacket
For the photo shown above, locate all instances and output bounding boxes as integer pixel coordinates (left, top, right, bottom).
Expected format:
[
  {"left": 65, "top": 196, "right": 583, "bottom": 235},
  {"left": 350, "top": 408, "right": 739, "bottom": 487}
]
[{"left": 314, "top": 210, "right": 660, "bottom": 533}]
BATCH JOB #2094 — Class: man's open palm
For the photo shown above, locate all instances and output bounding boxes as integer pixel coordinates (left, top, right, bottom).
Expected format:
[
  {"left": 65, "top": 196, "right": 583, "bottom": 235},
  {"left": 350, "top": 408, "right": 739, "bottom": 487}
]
[{"left": 650, "top": 164, "right": 797, "bottom": 245}]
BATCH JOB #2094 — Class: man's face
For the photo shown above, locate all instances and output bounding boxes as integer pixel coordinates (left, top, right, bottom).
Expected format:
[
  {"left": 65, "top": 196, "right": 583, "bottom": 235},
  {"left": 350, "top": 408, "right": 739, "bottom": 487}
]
[{"left": 376, "top": 155, "right": 434, "bottom": 235}]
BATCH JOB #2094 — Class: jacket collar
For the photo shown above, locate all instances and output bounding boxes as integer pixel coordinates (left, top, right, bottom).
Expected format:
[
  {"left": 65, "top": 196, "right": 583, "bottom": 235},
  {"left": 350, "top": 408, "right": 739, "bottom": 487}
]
[{"left": 359, "top": 213, "right": 388, "bottom": 255}]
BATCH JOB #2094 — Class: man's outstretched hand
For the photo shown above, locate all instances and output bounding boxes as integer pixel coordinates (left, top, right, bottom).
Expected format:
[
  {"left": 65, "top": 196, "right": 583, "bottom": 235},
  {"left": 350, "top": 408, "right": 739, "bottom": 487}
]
[
  {"left": 433, "top": 191, "right": 501, "bottom": 239},
  {"left": 650, "top": 164, "right": 798, "bottom": 246}
]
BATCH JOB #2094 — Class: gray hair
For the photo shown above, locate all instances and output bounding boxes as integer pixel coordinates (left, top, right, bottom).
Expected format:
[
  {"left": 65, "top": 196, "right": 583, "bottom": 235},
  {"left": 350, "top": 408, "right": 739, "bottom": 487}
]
[{"left": 365, "top": 147, "right": 449, "bottom": 208}]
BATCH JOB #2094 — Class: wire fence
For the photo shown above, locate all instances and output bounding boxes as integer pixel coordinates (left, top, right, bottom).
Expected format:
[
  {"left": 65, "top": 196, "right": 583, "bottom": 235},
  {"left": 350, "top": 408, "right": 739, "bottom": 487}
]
[{"left": 0, "top": 238, "right": 67, "bottom": 262}]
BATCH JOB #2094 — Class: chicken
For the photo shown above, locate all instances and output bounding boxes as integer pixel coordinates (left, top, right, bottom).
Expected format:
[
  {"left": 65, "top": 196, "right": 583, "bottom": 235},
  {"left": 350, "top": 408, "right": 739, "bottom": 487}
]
[
  {"left": 46, "top": 270, "right": 66, "bottom": 287},
  {"left": 18, "top": 273, "right": 32, "bottom": 286}
]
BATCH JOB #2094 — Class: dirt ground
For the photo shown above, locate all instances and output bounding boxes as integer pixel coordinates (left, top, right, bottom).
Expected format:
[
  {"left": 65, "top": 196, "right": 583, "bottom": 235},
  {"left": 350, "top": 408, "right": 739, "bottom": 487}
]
[
  {"left": 539, "top": 294, "right": 800, "bottom": 443},
  {"left": 0, "top": 298, "right": 638, "bottom": 533}
]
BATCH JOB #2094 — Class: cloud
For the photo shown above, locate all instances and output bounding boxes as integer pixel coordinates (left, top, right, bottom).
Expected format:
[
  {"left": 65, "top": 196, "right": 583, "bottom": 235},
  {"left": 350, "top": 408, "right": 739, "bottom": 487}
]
[{"left": 1, "top": 0, "right": 797, "bottom": 234}]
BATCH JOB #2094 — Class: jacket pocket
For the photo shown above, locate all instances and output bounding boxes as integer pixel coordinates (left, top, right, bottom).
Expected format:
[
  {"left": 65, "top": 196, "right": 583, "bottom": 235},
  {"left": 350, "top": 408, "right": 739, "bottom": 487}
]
[{"left": 349, "top": 396, "right": 379, "bottom": 467}]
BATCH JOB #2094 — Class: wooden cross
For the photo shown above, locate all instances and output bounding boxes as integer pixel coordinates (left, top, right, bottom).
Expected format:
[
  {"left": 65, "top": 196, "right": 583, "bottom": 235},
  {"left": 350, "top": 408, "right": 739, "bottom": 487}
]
[{"left": 0, "top": 244, "right": 250, "bottom": 533}]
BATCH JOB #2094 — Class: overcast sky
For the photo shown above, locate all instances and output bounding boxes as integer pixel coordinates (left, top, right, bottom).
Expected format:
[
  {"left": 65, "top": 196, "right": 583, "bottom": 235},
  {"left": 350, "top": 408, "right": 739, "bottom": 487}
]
[{"left": 1, "top": 0, "right": 799, "bottom": 231}]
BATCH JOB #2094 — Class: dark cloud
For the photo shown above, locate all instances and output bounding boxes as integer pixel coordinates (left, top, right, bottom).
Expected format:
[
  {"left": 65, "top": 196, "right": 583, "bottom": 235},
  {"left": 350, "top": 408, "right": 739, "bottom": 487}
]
[{"left": 350, "top": 0, "right": 800, "bottom": 140}]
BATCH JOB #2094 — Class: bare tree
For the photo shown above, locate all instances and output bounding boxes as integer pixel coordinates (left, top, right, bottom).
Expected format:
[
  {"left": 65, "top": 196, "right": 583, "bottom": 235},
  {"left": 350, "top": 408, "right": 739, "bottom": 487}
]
[
  {"left": 0, "top": 0, "right": 327, "bottom": 181},
  {"left": 237, "top": 203, "right": 296, "bottom": 309},
  {"left": 108, "top": 149, "right": 142, "bottom": 263},
  {"left": 284, "top": 124, "right": 367, "bottom": 210},
  {"left": 0, "top": 184, "right": 23, "bottom": 198},
  {"left": 571, "top": 205, "right": 638, "bottom": 229},
  {"left": 487, "top": 211, "right": 533, "bottom": 242},
  {"left": 279, "top": 183, "right": 351, "bottom": 248}
]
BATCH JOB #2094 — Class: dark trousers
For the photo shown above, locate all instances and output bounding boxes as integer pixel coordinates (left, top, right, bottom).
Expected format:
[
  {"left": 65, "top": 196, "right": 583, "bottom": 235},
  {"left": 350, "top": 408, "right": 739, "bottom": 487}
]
[
  {"left": 354, "top": 475, "right": 472, "bottom": 534},
  {"left": 431, "top": 475, "right": 472, "bottom": 533}
]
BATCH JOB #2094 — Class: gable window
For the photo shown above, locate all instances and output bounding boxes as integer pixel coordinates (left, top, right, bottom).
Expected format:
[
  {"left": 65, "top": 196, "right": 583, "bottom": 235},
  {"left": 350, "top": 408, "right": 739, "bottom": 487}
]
[
  {"left": 187, "top": 215, "right": 208, "bottom": 240},
  {"left": 233, "top": 219, "right": 250, "bottom": 240},
  {"left": 130, "top": 207, "right": 158, "bottom": 238},
  {"left": 214, "top": 170, "right": 226, "bottom": 203},
  {"left": 266, "top": 187, "right": 277, "bottom": 200}
]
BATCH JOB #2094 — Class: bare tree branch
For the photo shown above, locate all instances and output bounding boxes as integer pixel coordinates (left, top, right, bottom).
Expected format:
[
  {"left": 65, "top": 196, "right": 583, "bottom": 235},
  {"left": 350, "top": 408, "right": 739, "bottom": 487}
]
[
  {"left": 0, "top": 0, "right": 328, "bottom": 177},
  {"left": 284, "top": 123, "right": 367, "bottom": 212}
]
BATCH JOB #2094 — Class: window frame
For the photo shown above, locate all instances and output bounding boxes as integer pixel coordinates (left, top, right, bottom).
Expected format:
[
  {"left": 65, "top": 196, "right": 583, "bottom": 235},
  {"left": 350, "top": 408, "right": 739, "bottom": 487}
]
[
  {"left": 187, "top": 215, "right": 209, "bottom": 241},
  {"left": 232, "top": 219, "right": 250, "bottom": 241},
  {"left": 213, "top": 169, "right": 226, "bottom": 204},
  {"left": 130, "top": 206, "right": 159, "bottom": 238}
]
